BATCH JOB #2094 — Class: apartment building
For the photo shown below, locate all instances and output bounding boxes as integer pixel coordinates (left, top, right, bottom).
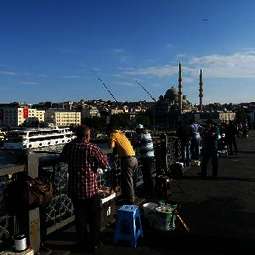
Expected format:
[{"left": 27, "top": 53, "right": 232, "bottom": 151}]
[
  {"left": 0, "top": 104, "right": 45, "bottom": 127},
  {"left": 45, "top": 109, "right": 81, "bottom": 127}
]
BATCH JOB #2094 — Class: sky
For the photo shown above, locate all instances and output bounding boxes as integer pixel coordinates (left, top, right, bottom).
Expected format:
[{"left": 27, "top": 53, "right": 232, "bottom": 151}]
[{"left": 1, "top": 0, "right": 255, "bottom": 104}]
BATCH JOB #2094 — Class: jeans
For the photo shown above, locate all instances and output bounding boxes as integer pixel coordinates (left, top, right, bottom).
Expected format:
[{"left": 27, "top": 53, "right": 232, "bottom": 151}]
[{"left": 120, "top": 157, "right": 138, "bottom": 203}]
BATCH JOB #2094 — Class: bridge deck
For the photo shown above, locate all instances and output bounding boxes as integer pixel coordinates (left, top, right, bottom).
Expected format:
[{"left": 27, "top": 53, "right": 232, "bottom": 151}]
[{"left": 44, "top": 131, "right": 255, "bottom": 255}]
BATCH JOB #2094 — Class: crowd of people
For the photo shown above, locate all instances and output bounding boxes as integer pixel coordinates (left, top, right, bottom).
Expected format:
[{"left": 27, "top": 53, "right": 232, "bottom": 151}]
[
  {"left": 60, "top": 120, "right": 248, "bottom": 252},
  {"left": 177, "top": 119, "right": 249, "bottom": 177}
]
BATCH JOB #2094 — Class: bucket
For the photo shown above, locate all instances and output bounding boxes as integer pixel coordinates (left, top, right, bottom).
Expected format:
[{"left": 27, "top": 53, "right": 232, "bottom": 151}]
[
  {"left": 154, "top": 204, "right": 177, "bottom": 231},
  {"left": 142, "top": 202, "right": 158, "bottom": 218},
  {"left": 142, "top": 202, "right": 158, "bottom": 227},
  {"left": 14, "top": 234, "right": 27, "bottom": 252}
]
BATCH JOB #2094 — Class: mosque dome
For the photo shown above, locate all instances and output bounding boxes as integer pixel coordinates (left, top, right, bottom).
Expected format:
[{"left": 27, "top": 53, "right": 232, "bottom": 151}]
[{"left": 164, "top": 86, "right": 178, "bottom": 101}]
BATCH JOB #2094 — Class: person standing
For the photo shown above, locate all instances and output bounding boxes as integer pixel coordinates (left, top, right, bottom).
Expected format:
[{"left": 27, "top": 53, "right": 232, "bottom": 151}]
[
  {"left": 200, "top": 120, "right": 220, "bottom": 177},
  {"left": 135, "top": 124, "right": 155, "bottom": 197},
  {"left": 107, "top": 126, "right": 138, "bottom": 204},
  {"left": 176, "top": 120, "right": 191, "bottom": 167},
  {"left": 190, "top": 121, "right": 202, "bottom": 160},
  {"left": 226, "top": 121, "right": 238, "bottom": 155},
  {"left": 61, "top": 125, "right": 108, "bottom": 252}
]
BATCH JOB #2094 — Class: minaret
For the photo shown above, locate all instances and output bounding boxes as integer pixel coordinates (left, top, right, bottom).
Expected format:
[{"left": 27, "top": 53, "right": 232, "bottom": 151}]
[
  {"left": 178, "top": 62, "right": 183, "bottom": 113},
  {"left": 199, "top": 69, "right": 203, "bottom": 111}
]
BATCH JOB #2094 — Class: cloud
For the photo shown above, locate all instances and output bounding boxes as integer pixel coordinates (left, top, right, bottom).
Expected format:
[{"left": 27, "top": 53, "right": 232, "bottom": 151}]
[
  {"left": 116, "top": 81, "right": 135, "bottom": 87},
  {"left": 112, "top": 73, "right": 124, "bottom": 78},
  {"left": 91, "top": 67, "right": 101, "bottom": 72},
  {"left": 123, "top": 64, "right": 178, "bottom": 78},
  {"left": 166, "top": 43, "right": 174, "bottom": 48},
  {"left": 112, "top": 48, "right": 125, "bottom": 54},
  {"left": 20, "top": 81, "right": 39, "bottom": 85},
  {"left": 0, "top": 70, "right": 16, "bottom": 76},
  {"left": 184, "top": 77, "right": 195, "bottom": 83},
  {"left": 62, "top": 75, "right": 81, "bottom": 79},
  {"left": 123, "top": 50, "right": 255, "bottom": 80},
  {"left": 189, "top": 51, "right": 255, "bottom": 78}
]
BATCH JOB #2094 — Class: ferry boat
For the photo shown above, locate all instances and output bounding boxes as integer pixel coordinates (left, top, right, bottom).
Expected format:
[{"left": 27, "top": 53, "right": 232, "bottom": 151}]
[{"left": 3, "top": 127, "right": 75, "bottom": 150}]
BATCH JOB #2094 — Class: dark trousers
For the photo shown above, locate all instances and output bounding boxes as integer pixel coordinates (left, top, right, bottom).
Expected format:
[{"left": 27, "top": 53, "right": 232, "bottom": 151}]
[
  {"left": 191, "top": 138, "right": 200, "bottom": 160},
  {"left": 228, "top": 136, "right": 238, "bottom": 154},
  {"left": 120, "top": 157, "right": 138, "bottom": 203},
  {"left": 72, "top": 196, "right": 100, "bottom": 248},
  {"left": 141, "top": 157, "right": 154, "bottom": 196},
  {"left": 201, "top": 150, "right": 218, "bottom": 177}
]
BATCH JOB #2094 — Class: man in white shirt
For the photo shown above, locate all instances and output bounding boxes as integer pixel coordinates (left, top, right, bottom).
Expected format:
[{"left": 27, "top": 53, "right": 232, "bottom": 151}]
[{"left": 135, "top": 124, "right": 155, "bottom": 197}]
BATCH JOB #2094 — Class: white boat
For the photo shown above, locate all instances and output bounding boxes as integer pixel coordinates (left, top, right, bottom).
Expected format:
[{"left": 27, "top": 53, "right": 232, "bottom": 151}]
[{"left": 3, "top": 127, "right": 75, "bottom": 150}]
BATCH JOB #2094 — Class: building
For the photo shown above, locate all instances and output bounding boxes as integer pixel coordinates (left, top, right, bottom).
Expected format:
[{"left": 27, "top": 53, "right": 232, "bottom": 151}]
[
  {"left": 0, "top": 104, "right": 45, "bottom": 127},
  {"left": 110, "top": 107, "right": 124, "bottom": 115},
  {"left": 81, "top": 106, "right": 100, "bottom": 119},
  {"left": 45, "top": 109, "right": 81, "bottom": 127},
  {"left": 154, "top": 86, "right": 192, "bottom": 128},
  {"left": 192, "top": 111, "right": 236, "bottom": 124}
]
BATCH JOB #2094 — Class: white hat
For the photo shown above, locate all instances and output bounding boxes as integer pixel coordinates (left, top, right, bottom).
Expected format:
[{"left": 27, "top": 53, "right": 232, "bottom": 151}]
[{"left": 136, "top": 124, "right": 144, "bottom": 129}]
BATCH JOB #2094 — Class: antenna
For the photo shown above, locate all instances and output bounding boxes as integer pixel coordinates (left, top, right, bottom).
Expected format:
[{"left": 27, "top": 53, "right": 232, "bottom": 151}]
[
  {"left": 97, "top": 77, "right": 118, "bottom": 103},
  {"left": 135, "top": 80, "right": 156, "bottom": 102}
]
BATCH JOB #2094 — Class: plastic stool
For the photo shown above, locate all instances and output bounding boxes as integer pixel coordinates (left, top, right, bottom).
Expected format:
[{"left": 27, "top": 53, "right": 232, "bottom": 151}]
[{"left": 114, "top": 205, "right": 143, "bottom": 248}]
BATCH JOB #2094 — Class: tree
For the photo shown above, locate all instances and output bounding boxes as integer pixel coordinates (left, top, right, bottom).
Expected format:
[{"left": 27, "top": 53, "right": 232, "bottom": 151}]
[{"left": 22, "top": 117, "right": 40, "bottom": 128}]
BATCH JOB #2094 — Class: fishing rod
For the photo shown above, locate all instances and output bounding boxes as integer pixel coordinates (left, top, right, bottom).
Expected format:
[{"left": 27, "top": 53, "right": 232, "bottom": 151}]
[
  {"left": 97, "top": 77, "right": 118, "bottom": 103},
  {"left": 135, "top": 80, "right": 157, "bottom": 131},
  {"left": 135, "top": 80, "right": 157, "bottom": 102}
]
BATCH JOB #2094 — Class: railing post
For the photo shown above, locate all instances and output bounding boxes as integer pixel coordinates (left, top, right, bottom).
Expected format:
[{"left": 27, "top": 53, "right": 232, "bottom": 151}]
[{"left": 27, "top": 152, "right": 41, "bottom": 253}]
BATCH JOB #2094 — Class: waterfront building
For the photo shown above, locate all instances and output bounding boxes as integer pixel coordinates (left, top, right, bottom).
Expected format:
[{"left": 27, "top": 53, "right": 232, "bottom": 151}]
[
  {"left": 154, "top": 86, "right": 192, "bottom": 128},
  {"left": 0, "top": 104, "right": 45, "bottom": 127},
  {"left": 192, "top": 111, "right": 236, "bottom": 124},
  {"left": 81, "top": 106, "right": 100, "bottom": 119},
  {"left": 45, "top": 109, "right": 81, "bottom": 127}
]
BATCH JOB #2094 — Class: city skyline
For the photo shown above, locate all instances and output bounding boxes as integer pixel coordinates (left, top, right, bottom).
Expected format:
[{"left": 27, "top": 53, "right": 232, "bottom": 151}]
[{"left": 1, "top": 0, "right": 255, "bottom": 104}]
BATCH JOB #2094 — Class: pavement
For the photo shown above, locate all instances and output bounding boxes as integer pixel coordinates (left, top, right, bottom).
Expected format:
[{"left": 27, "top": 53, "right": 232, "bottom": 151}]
[{"left": 44, "top": 131, "right": 255, "bottom": 255}]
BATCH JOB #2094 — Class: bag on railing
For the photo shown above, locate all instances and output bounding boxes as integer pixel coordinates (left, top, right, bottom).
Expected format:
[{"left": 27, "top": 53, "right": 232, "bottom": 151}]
[
  {"left": 7, "top": 175, "right": 53, "bottom": 213},
  {"left": 24, "top": 176, "right": 53, "bottom": 209}
]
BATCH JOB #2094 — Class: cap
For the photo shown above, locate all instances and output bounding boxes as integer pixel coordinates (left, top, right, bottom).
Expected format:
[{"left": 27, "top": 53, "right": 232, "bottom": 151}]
[{"left": 136, "top": 124, "right": 144, "bottom": 129}]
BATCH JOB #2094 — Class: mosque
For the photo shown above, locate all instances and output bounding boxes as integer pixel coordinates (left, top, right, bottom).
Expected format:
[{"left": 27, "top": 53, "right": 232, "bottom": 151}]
[
  {"left": 154, "top": 63, "right": 203, "bottom": 128},
  {"left": 153, "top": 63, "right": 235, "bottom": 128}
]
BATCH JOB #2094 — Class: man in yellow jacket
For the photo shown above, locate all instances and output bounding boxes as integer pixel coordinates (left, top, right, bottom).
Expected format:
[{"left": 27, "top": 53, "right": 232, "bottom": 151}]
[{"left": 107, "top": 126, "right": 138, "bottom": 204}]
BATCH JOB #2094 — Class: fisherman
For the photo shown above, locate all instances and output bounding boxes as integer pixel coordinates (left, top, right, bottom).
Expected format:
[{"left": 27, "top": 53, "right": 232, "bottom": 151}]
[
  {"left": 200, "top": 120, "right": 220, "bottom": 177},
  {"left": 190, "top": 120, "right": 202, "bottom": 160},
  {"left": 176, "top": 120, "right": 191, "bottom": 167},
  {"left": 135, "top": 124, "right": 155, "bottom": 197},
  {"left": 225, "top": 121, "right": 238, "bottom": 155},
  {"left": 107, "top": 125, "right": 138, "bottom": 204},
  {"left": 61, "top": 125, "right": 108, "bottom": 252}
]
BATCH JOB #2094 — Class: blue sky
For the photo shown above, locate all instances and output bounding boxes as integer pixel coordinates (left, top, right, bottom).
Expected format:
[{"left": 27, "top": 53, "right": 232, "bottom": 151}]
[{"left": 0, "top": 0, "right": 255, "bottom": 104}]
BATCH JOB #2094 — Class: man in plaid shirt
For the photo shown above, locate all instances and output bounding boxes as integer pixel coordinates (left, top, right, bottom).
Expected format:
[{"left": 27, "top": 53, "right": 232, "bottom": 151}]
[{"left": 61, "top": 125, "right": 108, "bottom": 252}]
